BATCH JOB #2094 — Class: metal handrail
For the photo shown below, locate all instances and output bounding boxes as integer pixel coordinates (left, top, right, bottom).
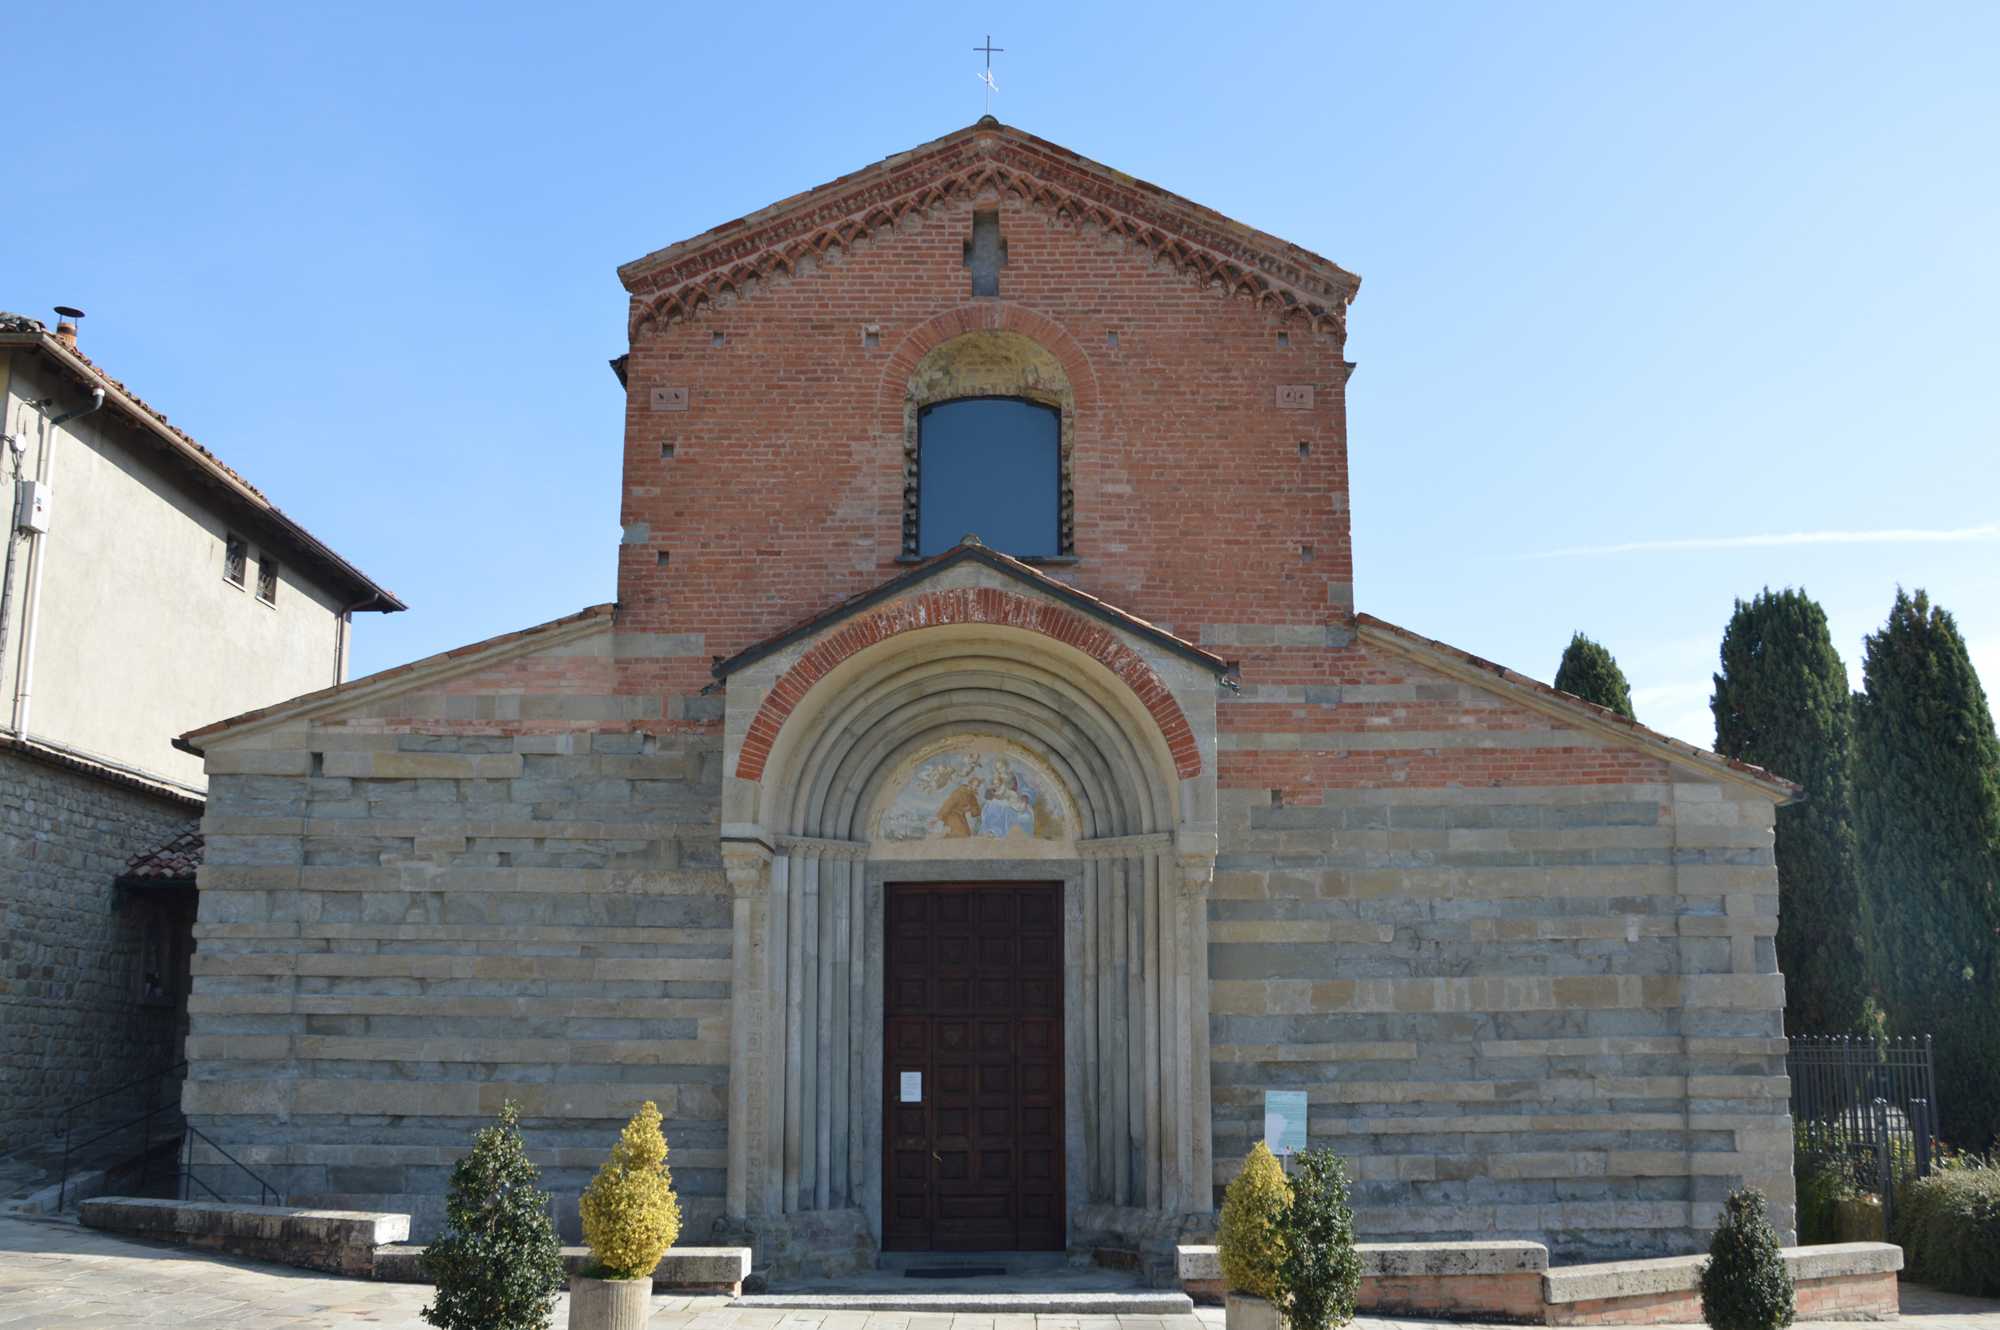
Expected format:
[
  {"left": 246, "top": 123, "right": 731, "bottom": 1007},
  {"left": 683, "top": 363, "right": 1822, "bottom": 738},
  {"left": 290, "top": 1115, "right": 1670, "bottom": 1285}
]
[
  {"left": 56, "top": 1094, "right": 185, "bottom": 1211},
  {"left": 50, "top": 1060, "right": 185, "bottom": 1124},
  {"left": 179, "top": 1125, "right": 282, "bottom": 1208}
]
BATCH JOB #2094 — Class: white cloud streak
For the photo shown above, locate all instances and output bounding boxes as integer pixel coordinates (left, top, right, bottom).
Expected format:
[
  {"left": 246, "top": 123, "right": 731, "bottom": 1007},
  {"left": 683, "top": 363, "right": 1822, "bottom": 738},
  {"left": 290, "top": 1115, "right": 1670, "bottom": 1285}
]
[{"left": 1519, "top": 523, "right": 2000, "bottom": 559}]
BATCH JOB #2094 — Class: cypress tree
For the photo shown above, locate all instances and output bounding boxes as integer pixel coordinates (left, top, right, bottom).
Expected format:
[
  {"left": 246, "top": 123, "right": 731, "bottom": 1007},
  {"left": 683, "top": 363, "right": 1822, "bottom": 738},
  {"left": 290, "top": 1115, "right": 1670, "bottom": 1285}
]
[
  {"left": 1699, "top": 1187, "right": 1796, "bottom": 1330},
  {"left": 1854, "top": 589, "right": 2000, "bottom": 1150},
  {"left": 420, "top": 1101, "right": 564, "bottom": 1330},
  {"left": 1711, "top": 588, "right": 1865, "bottom": 1036},
  {"left": 1554, "top": 632, "right": 1636, "bottom": 718}
]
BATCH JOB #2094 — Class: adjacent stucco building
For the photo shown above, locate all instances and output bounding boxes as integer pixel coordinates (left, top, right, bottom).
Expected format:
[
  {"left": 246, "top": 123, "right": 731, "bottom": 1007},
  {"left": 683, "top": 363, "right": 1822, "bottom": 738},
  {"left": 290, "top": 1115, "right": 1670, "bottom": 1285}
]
[
  {"left": 0, "top": 310, "right": 400, "bottom": 1148},
  {"left": 178, "top": 120, "right": 1798, "bottom": 1275}
]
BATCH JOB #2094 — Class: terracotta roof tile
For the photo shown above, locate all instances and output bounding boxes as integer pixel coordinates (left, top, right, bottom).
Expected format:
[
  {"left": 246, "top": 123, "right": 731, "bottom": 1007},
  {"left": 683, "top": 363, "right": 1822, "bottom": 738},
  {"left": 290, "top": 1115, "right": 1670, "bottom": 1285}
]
[{"left": 118, "top": 820, "right": 203, "bottom": 884}]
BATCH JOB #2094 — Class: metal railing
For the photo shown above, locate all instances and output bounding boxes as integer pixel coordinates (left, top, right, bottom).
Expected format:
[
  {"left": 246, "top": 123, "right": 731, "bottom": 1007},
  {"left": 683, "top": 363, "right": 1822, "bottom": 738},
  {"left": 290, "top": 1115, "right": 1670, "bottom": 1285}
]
[
  {"left": 54, "top": 1061, "right": 187, "bottom": 1211},
  {"left": 178, "top": 1125, "right": 282, "bottom": 1208},
  {"left": 50, "top": 1061, "right": 282, "bottom": 1211},
  {"left": 1787, "top": 1034, "right": 1938, "bottom": 1234}
]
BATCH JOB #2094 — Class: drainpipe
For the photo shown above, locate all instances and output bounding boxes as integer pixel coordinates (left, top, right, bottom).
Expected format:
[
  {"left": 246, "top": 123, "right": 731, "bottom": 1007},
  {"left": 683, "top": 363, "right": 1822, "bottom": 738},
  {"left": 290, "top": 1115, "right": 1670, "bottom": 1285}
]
[
  {"left": 332, "top": 595, "right": 379, "bottom": 687},
  {"left": 0, "top": 422, "right": 31, "bottom": 696},
  {"left": 11, "top": 387, "right": 104, "bottom": 735}
]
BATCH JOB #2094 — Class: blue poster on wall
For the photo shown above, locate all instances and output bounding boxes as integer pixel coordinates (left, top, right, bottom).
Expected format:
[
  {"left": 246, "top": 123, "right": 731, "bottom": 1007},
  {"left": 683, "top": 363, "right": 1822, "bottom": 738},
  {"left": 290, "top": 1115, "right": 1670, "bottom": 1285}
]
[{"left": 1264, "top": 1090, "right": 1308, "bottom": 1155}]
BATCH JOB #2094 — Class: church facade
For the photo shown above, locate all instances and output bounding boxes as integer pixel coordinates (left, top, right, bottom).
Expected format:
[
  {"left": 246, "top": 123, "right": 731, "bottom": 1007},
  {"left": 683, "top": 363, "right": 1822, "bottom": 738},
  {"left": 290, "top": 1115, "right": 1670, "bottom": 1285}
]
[{"left": 180, "top": 120, "right": 1796, "bottom": 1275}]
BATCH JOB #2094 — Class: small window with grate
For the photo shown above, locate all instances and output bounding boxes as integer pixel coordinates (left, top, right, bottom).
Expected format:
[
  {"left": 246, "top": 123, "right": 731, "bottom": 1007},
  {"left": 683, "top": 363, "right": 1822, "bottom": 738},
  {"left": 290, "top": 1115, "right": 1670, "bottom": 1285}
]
[
  {"left": 256, "top": 553, "right": 279, "bottom": 605},
  {"left": 223, "top": 534, "right": 247, "bottom": 587}
]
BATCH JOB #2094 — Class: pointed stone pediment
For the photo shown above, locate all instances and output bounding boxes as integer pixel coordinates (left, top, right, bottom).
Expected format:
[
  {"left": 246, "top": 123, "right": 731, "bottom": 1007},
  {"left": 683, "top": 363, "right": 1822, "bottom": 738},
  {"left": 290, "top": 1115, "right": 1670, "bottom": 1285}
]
[{"left": 617, "top": 118, "right": 1362, "bottom": 339}]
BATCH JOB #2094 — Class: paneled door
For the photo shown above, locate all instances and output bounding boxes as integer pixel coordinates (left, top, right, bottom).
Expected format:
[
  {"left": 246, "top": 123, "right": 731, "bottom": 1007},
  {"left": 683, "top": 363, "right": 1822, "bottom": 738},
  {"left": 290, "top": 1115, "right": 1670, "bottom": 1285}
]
[{"left": 883, "top": 883, "right": 1064, "bottom": 1251}]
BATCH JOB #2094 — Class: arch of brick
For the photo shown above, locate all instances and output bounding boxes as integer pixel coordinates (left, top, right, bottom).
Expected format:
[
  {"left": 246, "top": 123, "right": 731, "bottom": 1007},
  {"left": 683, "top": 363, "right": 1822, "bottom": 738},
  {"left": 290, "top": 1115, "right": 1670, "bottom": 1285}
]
[
  {"left": 734, "top": 585, "right": 1202, "bottom": 782},
  {"left": 878, "top": 303, "right": 1101, "bottom": 426}
]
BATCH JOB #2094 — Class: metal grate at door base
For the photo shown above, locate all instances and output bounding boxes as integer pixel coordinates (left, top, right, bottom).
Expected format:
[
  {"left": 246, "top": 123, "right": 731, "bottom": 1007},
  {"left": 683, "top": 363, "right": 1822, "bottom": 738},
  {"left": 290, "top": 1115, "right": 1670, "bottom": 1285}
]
[{"left": 906, "top": 1267, "right": 1008, "bottom": 1279}]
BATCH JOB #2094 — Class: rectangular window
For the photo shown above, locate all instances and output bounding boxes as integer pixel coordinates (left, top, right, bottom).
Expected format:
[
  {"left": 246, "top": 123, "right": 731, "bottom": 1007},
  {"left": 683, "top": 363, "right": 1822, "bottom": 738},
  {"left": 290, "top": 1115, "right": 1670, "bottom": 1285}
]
[
  {"left": 223, "top": 534, "right": 247, "bottom": 587},
  {"left": 256, "top": 553, "right": 278, "bottom": 605},
  {"left": 917, "top": 397, "right": 1060, "bottom": 558}
]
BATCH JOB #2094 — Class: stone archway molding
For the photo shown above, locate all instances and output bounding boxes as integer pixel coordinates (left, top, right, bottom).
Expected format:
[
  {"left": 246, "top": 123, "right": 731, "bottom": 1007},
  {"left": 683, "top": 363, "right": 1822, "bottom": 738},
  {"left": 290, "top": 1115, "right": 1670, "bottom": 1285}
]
[{"left": 735, "top": 585, "right": 1203, "bottom": 785}]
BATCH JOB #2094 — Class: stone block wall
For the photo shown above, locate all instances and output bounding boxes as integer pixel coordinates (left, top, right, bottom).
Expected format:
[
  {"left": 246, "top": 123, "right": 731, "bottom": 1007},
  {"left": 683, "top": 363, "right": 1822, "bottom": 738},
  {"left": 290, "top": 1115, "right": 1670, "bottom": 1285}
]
[
  {"left": 1206, "top": 633, "right": 1791, "bottom": 1262},
  {"left": 187, "top": 626, "right": 733, "bottom": 1242},
  {"left": 0, "top": 747, "right": 197, "bottom": 1147}
]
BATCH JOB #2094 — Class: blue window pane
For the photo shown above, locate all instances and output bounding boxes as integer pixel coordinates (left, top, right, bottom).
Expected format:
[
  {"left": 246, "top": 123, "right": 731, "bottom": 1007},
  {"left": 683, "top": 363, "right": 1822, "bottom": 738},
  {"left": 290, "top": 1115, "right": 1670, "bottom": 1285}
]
[{"left": 918, "top": 398, "right": 1060, "bottom": 558}]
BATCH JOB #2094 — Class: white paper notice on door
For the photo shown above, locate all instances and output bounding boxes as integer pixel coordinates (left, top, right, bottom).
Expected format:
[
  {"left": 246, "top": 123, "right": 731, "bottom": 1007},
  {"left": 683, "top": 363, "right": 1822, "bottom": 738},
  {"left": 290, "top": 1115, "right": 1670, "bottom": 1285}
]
[{"left": 899, "top": 1071, "right": 922, "bottom": 1103}]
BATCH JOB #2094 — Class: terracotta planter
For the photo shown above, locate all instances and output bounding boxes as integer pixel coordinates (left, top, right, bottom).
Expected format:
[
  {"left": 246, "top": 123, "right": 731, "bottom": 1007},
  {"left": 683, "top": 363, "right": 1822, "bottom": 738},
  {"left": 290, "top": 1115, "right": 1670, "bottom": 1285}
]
[
  {"left": 569, "top": 1273, "right": 653, "bottom": 1330},
  {"left": 1225, "top": 1292, "right": 1281, "bottom": 1330}
]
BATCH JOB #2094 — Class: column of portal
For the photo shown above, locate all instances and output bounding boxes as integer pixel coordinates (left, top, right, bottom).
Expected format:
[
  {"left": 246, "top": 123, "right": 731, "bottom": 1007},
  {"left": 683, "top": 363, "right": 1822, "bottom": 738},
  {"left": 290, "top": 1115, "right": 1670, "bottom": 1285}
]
[
  {"left": 723, "top": 842, "right": 776, "bottom": 1219},
  {"left": 821, "top": 854, "right": 848, "bottom": 1209}
]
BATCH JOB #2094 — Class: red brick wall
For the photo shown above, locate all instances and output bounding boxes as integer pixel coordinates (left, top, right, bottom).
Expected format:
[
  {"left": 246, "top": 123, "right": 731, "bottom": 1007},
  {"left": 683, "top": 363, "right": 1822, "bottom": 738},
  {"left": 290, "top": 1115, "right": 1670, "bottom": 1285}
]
[
  {"left": 617, "top": 191, "right": 1352, "bottom": 654},
  {"left": 1794, "top": 1271, "right": 1900, "bottom": 1320}
]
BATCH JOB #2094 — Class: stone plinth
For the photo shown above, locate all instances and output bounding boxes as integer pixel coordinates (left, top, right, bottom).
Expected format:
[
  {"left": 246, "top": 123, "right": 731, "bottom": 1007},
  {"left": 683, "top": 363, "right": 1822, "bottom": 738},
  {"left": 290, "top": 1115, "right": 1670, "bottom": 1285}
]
[
  {"left": 1179, "top": 1241, "right": 1904, "bottom": 1325},
  {"left": 1544, "top": 1242, "right": 1903, "bottom": 1325},
  {"left": 371, "top": 1243, "right": 750, "bottom": 1294},
  {"left": 79, "top": 1197, "right": 408, "bottom": 1276}
]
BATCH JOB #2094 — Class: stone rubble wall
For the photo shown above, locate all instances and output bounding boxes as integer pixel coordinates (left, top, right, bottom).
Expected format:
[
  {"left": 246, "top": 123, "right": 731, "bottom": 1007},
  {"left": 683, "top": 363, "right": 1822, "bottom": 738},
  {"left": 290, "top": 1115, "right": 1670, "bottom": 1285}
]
[{"left": 0, "top": 749, "right": 196, "bottom": 1148}]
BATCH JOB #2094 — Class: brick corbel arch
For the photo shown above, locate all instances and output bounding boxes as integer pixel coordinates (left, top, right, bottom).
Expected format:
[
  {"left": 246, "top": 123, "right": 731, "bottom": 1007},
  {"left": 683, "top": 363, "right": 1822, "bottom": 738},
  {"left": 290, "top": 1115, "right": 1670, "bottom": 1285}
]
[
  {"left": 878, "top": 303, "right": 1100, "bottom": 426},
  {"left": 734, "top": 586, "right": 1202, "bottom": 782}
]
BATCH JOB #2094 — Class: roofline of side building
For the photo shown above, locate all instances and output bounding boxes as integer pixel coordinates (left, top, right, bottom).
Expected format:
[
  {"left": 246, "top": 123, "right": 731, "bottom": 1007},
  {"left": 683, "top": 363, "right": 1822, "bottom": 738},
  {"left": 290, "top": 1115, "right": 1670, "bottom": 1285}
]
[{"left": 0, "top": 325, "right": 405, "bottom": 613}]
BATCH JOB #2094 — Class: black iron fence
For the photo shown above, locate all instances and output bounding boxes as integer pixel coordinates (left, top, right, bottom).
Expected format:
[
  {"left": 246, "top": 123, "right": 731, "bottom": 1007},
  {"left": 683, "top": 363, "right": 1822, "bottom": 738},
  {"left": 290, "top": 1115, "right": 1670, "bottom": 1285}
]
[
  {"left": 52, "top": 1060, "right": 282, "bottom": 1211},
  {"left": 1787, "top": 1034, "right": 1938, "bottom": 1233}
]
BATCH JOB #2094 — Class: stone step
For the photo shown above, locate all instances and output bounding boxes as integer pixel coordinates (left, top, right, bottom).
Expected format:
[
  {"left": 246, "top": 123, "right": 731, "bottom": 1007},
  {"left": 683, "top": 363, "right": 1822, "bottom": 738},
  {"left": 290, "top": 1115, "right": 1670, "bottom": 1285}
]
[{"left": 735, "top": 1291, "right": 1196, "bottom": 1314}]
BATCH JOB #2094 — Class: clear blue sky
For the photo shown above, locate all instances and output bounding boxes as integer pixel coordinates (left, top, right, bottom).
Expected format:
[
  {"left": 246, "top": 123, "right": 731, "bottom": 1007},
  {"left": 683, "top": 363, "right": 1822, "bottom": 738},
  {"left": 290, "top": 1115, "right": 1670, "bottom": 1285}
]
[{"left": 7, "top": 2, "right": 1995, "bottom": 748}]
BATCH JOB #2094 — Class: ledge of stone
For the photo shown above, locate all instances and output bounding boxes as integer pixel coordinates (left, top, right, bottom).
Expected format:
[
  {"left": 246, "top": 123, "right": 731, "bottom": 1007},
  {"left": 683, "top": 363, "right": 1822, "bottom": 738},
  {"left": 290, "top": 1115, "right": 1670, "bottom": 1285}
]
[
  {"left": 1178, "top": 1241, "right": 1549, "bottom": 1284},
  {"left": 1542, "top": 1244, "right": 1904, "bottom": 1303},
  {"left": 1543, "top": 1254, "right": 1706, "bottom": 1304},
  {"left": 1177, "top": 1246, "right": 1220, "bottom": 1281},
  {"left": 1363, "top": 1241, "right": 1548, "bottom": 1277},
  {"left": 1784, "top": 1243, "right": 1904, "bottom": 1282},
  {"left": 79, "top": 1197, "right": 408, "bottom": 1249},
  {"left": 373, "top": 1243, "right": 752, "bottom": 1288}
]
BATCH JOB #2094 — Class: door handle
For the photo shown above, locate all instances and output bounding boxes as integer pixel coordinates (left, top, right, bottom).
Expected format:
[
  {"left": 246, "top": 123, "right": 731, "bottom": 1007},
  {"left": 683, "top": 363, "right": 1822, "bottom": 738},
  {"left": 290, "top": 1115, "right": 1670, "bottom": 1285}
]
[{"left": 933, "top": 1152, "right": 942, "bottom": 1161}]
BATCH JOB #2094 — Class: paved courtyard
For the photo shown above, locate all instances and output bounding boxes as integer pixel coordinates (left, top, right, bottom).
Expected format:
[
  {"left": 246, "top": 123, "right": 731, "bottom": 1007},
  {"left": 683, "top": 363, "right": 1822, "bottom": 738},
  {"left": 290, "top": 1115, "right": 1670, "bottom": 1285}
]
[{"left": 2, "top": 1215, "right": 1999, "bottom": 1330}]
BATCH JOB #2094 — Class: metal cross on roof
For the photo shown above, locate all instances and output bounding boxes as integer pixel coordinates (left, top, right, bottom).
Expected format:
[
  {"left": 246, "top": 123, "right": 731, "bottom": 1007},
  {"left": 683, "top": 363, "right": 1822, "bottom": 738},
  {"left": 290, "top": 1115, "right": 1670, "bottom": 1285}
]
[{"left": 974, "top": 35, "right": 1003, "bottom": 113}]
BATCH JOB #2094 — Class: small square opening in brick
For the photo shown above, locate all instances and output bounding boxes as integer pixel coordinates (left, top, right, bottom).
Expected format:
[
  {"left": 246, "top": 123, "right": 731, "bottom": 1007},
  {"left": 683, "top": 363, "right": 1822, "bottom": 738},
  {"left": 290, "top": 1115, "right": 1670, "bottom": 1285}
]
[
  {"left": 1299, "top": 440, "right": 1312, "bottom": 459},
  {"left": 661, "top": 443, "right": 676, "bottom": 459},
  {"left": 863, "top": 326, "right": 881, "bottom": 348},
  {"left": 1107, "top": 330, "right": 1120, "bottom": 348},
  {"left": 1277, "top": 331, "right": 1291, "bottom": 348},
  {"left": 711, "top": 330, "right": 724, "bottom": 348},
  {"left": 1301, "top": 544, "right": 1315, "bottom": 562},
  {"left": 657, "top": 550, "right": 670, "bottom": 567},
  {"left": 1270, "top": 788, "right": 1285, "bottom": 808}
]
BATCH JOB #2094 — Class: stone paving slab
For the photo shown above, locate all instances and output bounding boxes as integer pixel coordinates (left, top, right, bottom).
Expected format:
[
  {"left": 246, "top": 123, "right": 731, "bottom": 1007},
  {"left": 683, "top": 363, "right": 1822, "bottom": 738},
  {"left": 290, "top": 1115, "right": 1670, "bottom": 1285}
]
[{"left": 4, "top": 1216, "right": 2000, "bottom": 1330}]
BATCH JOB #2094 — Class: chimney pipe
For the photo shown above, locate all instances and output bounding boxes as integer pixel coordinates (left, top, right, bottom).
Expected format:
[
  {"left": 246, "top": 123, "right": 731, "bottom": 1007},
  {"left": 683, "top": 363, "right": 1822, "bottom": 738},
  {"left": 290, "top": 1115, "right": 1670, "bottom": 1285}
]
[{"left": 52, "top": 306, "right": 83, "bottom": 349}]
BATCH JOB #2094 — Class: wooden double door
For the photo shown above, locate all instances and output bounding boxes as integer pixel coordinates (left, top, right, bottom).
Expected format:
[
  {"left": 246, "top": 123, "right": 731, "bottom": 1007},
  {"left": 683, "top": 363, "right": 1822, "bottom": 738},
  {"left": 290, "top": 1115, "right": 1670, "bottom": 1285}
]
[{"left": 883, "top": 883, "right": 1064, "bottom": 1251}]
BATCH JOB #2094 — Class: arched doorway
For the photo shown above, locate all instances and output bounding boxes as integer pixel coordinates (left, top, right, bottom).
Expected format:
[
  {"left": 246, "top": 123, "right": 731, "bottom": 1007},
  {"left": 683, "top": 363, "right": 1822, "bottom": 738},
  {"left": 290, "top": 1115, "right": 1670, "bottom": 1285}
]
[{"left": 716, "top": 573, "right": 1220, "bottom": 1263}]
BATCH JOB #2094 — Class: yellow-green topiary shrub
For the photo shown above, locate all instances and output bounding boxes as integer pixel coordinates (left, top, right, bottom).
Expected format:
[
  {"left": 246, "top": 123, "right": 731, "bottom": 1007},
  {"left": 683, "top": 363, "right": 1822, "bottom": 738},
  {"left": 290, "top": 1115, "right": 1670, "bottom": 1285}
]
[
  {"left": 578, "top": 1101, "right": 682, "bottom": 1278},
  {"left": 1218, "top": 1142, "right": 1290, "bottom": 1301}
]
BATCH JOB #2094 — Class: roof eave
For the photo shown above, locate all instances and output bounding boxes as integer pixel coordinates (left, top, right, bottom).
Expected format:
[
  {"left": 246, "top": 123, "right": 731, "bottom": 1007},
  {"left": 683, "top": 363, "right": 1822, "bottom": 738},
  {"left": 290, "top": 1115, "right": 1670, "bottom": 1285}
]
[
  {"left": 0, "top": 332, "right": 406, "bottom": 612},
  {"left": 615, "top": 119, "right": 1360, "bottom": 305},
  {"left": 710, "top": 544, "right": 1229, "bottom": 682},
  {"left": 177, "top": 602, "right": 617, "bottom": 752},
  {"left": 1353, "top": 614, "right": 1802, "bottom": 804}
]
